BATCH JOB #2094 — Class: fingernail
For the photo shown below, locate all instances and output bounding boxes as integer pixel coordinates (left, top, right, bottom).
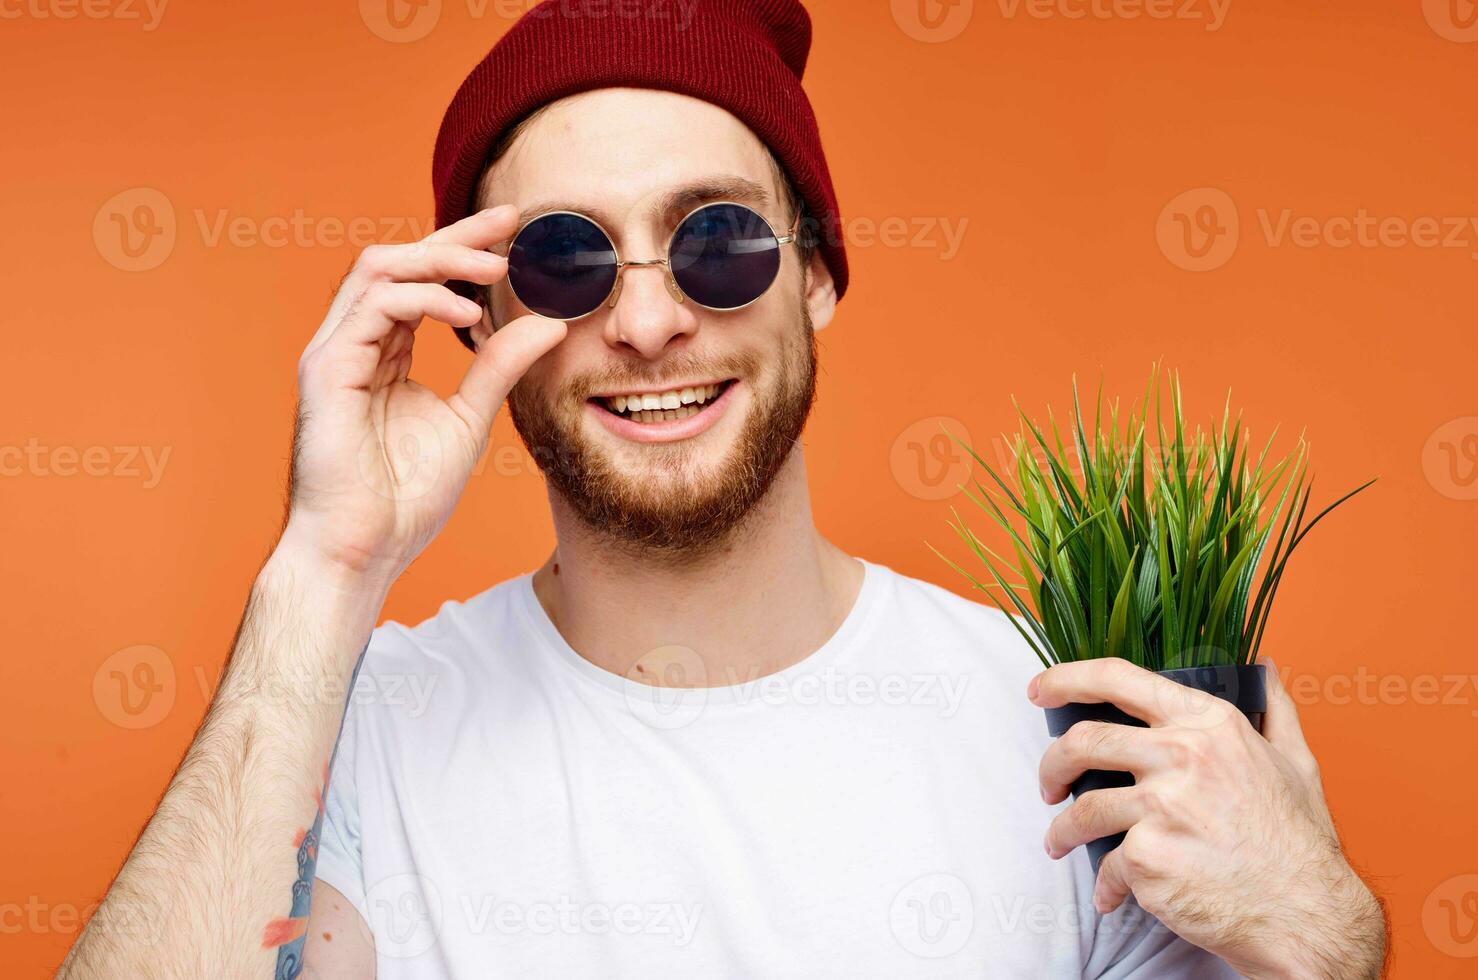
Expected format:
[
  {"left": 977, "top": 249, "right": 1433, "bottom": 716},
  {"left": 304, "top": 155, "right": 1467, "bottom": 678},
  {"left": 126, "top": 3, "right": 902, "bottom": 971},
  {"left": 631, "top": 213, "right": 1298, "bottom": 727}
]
[
  {"left": 1040, "top": 784, "right": 1050, "bottom": 803},
  {"left": 1027, "top": 673, "right": 1042, "bottom": 702}
]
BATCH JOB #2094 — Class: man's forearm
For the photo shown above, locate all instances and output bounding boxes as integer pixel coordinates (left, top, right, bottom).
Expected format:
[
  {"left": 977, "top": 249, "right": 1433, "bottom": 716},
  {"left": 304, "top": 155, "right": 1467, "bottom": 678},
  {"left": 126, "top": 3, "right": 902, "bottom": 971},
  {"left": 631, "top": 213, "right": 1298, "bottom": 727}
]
[
  {"left": 1282, "top": 871, "right": 1389, "bottom": 980},
  {"left": 60, "top": 543, "right": 389, "bottom": 979},
  {"left": 1239, "top": 862, "right": 1389, "bottom": 980}
]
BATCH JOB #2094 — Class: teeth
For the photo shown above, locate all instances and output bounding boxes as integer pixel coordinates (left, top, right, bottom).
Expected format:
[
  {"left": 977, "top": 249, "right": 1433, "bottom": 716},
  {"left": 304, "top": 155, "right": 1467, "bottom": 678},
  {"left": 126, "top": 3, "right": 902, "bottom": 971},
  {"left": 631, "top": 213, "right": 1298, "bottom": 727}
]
[{"left": 603, "top": 382, "right": 727, "bottom": 422}]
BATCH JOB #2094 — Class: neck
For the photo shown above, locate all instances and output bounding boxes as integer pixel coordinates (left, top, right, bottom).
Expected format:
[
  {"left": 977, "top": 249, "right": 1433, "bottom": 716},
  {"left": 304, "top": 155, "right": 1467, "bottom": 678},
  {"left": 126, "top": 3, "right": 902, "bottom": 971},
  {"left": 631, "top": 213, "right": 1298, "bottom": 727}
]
[{"left": 531, "top": 448, "right": 864, "bottom": 687}]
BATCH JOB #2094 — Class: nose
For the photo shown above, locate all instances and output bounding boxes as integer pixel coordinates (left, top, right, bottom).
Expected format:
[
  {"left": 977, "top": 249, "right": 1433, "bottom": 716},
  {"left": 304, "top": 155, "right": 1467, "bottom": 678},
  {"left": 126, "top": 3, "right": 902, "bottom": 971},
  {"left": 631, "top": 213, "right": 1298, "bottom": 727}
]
[{"left": 602, "top": 259, "right": 698, "bottom": 360}]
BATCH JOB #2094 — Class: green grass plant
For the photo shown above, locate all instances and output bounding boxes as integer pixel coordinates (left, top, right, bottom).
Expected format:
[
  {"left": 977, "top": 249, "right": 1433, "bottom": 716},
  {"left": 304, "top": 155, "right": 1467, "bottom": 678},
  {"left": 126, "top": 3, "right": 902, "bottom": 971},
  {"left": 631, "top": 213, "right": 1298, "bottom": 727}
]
[{"left": 934, "top": 369, "right": 1374, "bottom": 671}]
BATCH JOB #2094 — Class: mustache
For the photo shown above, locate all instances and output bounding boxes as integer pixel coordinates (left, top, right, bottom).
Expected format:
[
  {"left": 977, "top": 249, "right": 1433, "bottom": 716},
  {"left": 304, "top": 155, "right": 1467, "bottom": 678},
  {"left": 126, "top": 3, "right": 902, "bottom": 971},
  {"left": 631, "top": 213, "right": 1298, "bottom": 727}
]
[{"left": 563, "top": 351, "right": 761, "bottom": 400}]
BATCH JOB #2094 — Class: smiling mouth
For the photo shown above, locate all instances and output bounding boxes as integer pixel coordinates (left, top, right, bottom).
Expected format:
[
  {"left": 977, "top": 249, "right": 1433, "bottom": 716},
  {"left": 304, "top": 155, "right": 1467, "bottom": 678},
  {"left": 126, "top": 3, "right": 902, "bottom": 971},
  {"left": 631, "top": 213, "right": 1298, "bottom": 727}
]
[{"left": 592, "top": 380, "right": 735, "bottom": 424}]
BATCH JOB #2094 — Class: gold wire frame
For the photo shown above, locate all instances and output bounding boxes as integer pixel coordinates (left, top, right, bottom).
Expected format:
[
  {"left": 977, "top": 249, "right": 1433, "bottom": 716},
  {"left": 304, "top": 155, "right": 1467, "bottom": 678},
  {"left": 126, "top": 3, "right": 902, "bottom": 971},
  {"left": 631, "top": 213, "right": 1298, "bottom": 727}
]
[{"left": 499, "top": 200, "right": 800, "bottom": 320}]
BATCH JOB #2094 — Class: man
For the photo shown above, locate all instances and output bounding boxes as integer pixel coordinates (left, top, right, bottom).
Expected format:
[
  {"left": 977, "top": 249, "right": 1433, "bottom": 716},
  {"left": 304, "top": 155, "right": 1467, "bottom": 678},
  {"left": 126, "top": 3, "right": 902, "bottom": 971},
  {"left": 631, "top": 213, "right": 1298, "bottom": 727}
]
[{"left": 62, "top": 1, "right": 1387, "bottom": 977}]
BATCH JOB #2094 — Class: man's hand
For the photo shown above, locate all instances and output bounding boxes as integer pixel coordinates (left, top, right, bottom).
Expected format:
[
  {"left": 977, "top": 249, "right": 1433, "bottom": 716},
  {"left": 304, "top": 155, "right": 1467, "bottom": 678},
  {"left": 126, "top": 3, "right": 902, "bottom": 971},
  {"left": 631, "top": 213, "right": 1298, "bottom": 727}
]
[
  {"left": 1031, "top": 657, "right": 1389, "bottom": 979},
  {"left": 59, "top": 205, "right": 564, "bottom": 980},
  {"left": 284, "top": 203, "right": 566, "bottom": 591}
]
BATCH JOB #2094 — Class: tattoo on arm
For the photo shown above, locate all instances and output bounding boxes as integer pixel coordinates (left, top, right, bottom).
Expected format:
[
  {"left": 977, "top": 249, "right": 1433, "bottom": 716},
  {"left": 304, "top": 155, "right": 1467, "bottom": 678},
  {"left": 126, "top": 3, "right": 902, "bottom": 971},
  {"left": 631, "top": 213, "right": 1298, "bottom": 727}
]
[{"left": 265, "top": 761, "right": 330, "bottom": 980}]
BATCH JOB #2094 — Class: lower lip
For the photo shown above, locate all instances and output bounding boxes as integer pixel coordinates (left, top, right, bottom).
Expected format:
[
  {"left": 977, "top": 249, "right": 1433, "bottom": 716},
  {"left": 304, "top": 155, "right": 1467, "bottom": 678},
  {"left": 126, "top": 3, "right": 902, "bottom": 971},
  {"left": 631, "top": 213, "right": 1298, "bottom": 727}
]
[{"left": 587, "top": 382, "right": 738, "bottom": 444}]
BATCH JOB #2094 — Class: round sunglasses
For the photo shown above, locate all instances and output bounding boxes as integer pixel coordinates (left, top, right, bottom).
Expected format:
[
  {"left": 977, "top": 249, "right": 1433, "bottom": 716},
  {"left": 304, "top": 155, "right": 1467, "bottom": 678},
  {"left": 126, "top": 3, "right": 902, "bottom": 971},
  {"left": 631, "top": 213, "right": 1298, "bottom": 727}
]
[{"left": 502, "top": 201, "right": 799, "bottom": 322}]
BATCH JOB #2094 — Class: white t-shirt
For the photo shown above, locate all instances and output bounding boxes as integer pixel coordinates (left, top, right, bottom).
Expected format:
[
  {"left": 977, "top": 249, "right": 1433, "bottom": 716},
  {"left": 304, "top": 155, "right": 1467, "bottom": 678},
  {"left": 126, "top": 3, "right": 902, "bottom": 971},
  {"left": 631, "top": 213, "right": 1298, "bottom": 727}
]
[{"left": 315, "top": 558, "right": 1239, "bottom": 978}]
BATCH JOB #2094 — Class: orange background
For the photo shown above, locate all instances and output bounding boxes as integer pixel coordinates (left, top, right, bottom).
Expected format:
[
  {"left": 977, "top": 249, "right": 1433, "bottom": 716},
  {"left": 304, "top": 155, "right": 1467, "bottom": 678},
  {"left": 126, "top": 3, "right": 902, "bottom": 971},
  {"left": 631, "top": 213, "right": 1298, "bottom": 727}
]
[{"left": 3, "top": 0, "right": 1475, "bottom": 974}]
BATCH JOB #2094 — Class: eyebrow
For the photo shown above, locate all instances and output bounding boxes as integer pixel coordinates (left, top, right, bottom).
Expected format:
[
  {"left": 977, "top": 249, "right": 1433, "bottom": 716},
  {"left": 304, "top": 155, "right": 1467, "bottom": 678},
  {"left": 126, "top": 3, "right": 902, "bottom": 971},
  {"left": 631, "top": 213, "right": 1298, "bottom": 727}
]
[{"left": 519, "top": 175, "right": 774, "bottom": 232}]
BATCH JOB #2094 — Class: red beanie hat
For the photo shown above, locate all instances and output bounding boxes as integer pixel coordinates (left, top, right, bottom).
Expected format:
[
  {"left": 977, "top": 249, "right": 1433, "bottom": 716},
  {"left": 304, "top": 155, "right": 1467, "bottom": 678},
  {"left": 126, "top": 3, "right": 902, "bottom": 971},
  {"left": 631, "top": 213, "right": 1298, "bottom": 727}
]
[{"left": 431, "top": 0, "right": 848, "bottom": 350}]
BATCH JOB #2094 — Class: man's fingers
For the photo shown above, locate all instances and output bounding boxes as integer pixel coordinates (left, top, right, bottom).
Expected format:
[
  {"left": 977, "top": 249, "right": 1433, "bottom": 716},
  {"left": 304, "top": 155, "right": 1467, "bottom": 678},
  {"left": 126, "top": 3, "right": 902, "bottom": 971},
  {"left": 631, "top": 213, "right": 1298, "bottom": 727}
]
[
  {"left": 1029, "top": 658, "right": 1231, "bottom": 729},
  {"left": 353, "top": 240, "right": 509, "bottom": 289},
  {"left": 1257, "top": 656, "right": 1319, "bottom": 772},
  {"left": 1039, "top": 720, "right": 1166, "bottom": 803},
  {"left": 331, "top": 282, "right": 483, "bottom": 348},
  {"left": 425, "top": 203, "right": 521, "bottom": 248},
  {"left": 306, "top": 207, "right": 519, "bottom": 355},
  {"left": 1044, "top": 786, "right": 1144, "bottom": 860},
  {"left": 1092, "top": 838, "right": 1137, "bottom": 914},
  {"left": 449, "top": 314, "right": 568, "bottom": 433}
]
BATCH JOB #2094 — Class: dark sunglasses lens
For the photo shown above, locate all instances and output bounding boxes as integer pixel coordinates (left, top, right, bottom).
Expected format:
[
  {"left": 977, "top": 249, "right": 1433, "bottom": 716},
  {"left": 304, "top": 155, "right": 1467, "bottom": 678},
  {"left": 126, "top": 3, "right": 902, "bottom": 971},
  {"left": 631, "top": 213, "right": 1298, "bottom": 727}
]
[
  {"left": 507, "top": 213, "right": 618, "bottom": 320},
  {"left": 669, "top": 203, "right": 781, "bottom": 310}
]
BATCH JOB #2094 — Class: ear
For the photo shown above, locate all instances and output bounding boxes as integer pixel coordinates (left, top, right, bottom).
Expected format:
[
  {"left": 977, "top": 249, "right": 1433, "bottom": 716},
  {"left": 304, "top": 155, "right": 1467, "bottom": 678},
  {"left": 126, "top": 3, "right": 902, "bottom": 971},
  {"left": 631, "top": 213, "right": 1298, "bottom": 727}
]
[
  {"left": 803, "top": 250, "right": 838, "bottom": 331},
  {"left": 471, "top": 306, "right": 495, "bottom": 349}
]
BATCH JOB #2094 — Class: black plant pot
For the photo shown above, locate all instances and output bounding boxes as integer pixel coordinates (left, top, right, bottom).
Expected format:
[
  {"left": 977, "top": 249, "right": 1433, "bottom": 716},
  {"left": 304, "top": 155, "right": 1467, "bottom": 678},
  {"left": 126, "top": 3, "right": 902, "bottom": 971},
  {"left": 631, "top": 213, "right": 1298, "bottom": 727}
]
[{"left": 1043, "top": 663, "right": 1267, "bottom": 875}]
